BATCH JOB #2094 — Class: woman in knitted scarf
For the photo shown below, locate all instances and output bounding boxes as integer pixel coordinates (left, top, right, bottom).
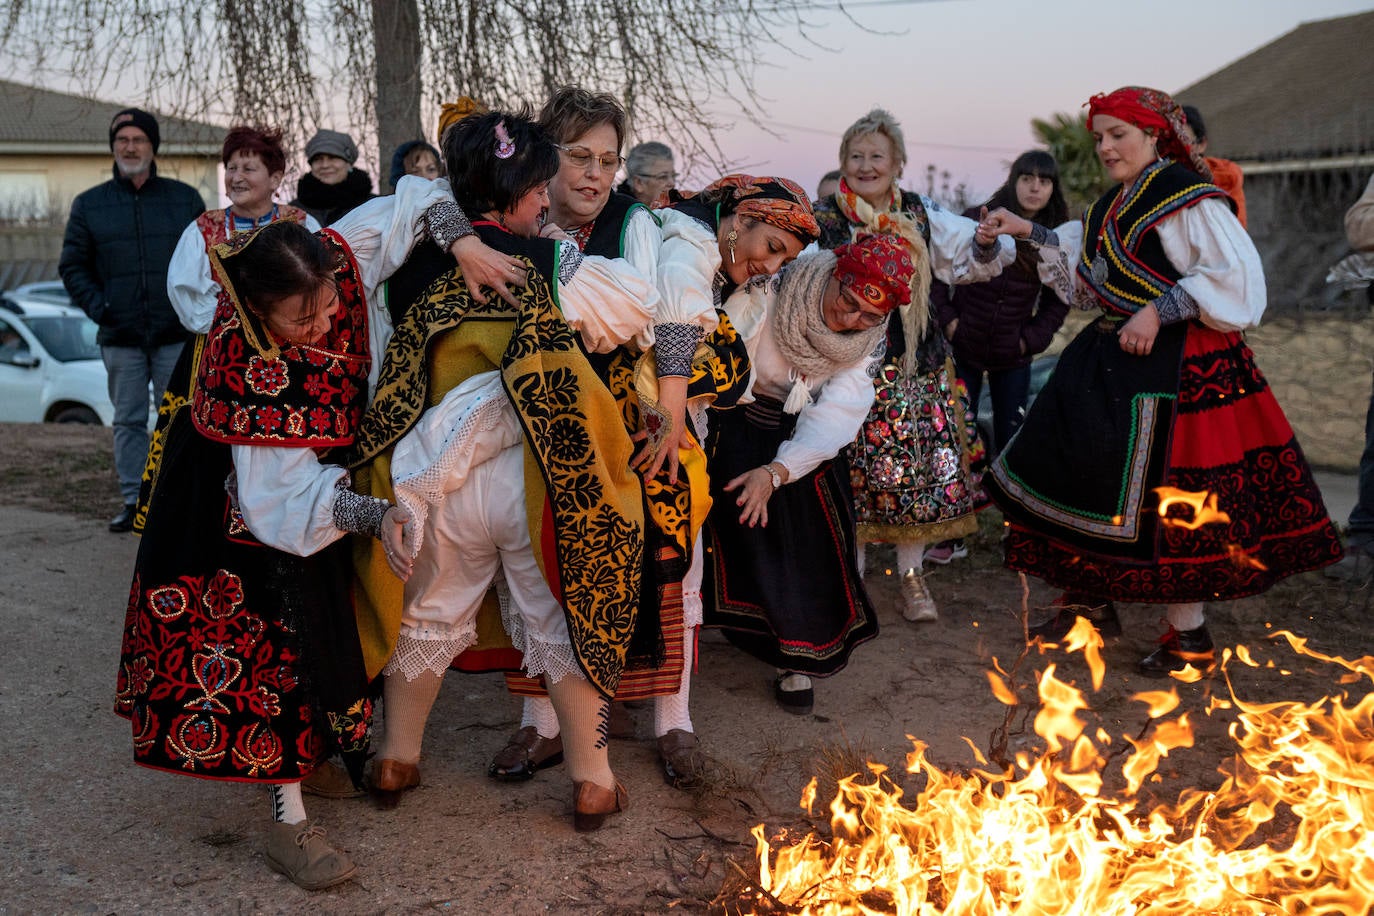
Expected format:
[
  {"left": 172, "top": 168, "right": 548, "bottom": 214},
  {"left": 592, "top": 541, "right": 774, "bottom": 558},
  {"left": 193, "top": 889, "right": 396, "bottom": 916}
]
[{"left": 704, "top": 233, "right": 913, "bottom": 715}]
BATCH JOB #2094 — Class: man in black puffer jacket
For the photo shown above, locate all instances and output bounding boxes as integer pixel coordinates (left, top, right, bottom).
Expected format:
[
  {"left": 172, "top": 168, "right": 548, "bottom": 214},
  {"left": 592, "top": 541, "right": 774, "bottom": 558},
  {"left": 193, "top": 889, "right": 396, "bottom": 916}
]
[{"left": 59, "top": 107, "right": 206, "bottom": 532}]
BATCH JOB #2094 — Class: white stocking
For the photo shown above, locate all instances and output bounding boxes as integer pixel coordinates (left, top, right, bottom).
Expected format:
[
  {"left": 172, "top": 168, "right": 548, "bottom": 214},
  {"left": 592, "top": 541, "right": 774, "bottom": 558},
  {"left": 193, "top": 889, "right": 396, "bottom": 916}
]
[
  {"left": 897, "top": 541, "right": 926, "bottom": 575},
  {"left": 269, "top": 782, "right": 307, "bottom": 825},
  {"left": 1165, "top": 602, "right": 1206, "bottom": 632}
]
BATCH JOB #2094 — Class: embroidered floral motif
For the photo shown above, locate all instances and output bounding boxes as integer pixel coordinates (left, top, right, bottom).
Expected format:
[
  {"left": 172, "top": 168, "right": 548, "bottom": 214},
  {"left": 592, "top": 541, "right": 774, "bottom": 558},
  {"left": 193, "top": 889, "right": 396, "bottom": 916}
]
[{"left": 246, "top": 355, "right": 290, "bottom": 396}]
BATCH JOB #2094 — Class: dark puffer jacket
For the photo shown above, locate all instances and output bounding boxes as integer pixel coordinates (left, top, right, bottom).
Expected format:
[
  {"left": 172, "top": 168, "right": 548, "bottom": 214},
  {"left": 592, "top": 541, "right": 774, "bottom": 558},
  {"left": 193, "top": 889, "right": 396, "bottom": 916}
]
[
  {"left": 929, "top": 206, "right": 1068, "bottom": 372},
  {"left": 291, "top": 169, "right": 375, "bottom": 227},
  {"left": 59, "top": 163, "right": 206, "bottom": 348}
]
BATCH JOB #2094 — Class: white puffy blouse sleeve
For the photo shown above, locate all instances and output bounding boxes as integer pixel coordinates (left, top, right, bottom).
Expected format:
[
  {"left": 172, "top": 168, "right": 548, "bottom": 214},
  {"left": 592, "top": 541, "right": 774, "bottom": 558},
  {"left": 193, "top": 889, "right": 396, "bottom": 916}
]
[
  {"left": 167, "top": 220, "right": 217, "bottom": 334},
  {"left": 328, "top": 175, "right": 456, "bottom": 388},
  {"left": 924, "top": 196, "right": 1014, "bottom": 284},
  {"left": 653, "top": 208, "right": 722, "bottom": 332},
  {"left": 773, "top": 357, "right": 878, "bottom": 481},
  {"left": 1155, "top": 197, "right": 1266, "bottom": 331},
  {"left": 556, "top": 242, "right": 658, "bottom": 353},
  {"left": 230, "top": 445, "right": 349, "bottom": 556}
]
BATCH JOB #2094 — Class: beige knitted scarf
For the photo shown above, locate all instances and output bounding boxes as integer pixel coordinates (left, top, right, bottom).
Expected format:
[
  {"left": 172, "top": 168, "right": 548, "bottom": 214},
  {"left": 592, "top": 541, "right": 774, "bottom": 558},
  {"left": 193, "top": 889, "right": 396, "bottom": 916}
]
[{"left": 770, "top": 249, "right": 886, "bottom": 413}]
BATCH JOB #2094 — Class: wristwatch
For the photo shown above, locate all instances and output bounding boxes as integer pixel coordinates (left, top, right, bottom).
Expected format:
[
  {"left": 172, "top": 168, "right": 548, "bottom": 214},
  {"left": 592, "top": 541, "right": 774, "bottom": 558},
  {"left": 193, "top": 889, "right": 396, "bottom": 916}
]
[{"left": 765, "top": 463, "right": 783, "bottom": 490}]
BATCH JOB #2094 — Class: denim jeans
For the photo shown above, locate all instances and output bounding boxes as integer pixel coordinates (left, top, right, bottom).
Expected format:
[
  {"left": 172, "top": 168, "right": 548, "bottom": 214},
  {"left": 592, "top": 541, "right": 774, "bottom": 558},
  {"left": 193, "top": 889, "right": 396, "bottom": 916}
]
[
  {"left": 102, "top": 342, "right": 183, "bottom": 504},
  {"left": 956, "top": 362, "right": 1031, "bottom": 455},
  {"left": 1349, "top": 370, "right": 1374, "bottom": 550}
]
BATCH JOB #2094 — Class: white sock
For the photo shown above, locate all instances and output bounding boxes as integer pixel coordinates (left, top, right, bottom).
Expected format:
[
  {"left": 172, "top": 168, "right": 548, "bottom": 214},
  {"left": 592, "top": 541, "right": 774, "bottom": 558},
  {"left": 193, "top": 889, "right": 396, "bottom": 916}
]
[
  {"left": 654, "top": 627, "right": 696, "bottom": 737},
  {"left": 269, "top": 782, "right": 307, "bottom": 825},
  {"left": 545, "top": 672, "right": 615, "bottom": 789},
  {"left": 897, "top": 541, "right": 926, "bottom": 575},
  {"left": 519, "top": 695, "right": 561, "bottom": 739},
  {"left": 1166, "top": 602, "right": 1206, "bottom": 632},
  {"left": 378, "top": 666, "right": 444, "bottom": 766},
  {"left": 856, "top": 542, "right": 868, "bottom": 578}
]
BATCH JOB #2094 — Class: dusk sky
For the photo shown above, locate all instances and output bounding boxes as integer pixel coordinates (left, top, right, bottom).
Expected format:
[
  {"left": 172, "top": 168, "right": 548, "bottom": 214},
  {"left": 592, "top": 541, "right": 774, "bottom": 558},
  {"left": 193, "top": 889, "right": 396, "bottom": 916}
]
[{"left": 702, "top": 0, "right": 1374, "bottom": 201}]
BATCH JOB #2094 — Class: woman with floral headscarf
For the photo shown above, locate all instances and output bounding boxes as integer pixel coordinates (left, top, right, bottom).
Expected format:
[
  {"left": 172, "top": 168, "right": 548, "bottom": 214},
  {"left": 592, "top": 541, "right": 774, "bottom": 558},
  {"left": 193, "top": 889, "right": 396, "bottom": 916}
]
[
  {"left": 813, "top": 108, "right": 1014, "bottom": 626},
  {"left": 979, "top": 86, "right": 1341, "bottom": 675},
  {"left": 704, "top": 233, "right": 916, "bottom": 715}
]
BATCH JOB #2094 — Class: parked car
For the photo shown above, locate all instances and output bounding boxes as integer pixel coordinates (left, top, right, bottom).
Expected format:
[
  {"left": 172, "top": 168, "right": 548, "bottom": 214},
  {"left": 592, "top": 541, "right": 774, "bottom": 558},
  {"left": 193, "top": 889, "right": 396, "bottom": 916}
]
[{"left": 0, "top": 282, "right": 116, "bottom": 424}]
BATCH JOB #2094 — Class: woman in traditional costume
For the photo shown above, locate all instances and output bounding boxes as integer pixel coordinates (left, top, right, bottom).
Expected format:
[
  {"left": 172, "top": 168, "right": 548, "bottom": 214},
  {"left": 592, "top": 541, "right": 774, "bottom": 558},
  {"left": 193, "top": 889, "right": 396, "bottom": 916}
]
[
  {"left": 444, "top": 93, "right": 753, "bottom": 792},
  {"left": 706, "top": 233, "right": 914, "bottom": 714},
  {"left": 352, "top": 110, "right": 659, "bottom": 830},
  {"left": 115, "top": 221, "right": 414, "bottom": 890},
  {"left": 813, "top": 108, "right": 1012, "bottom": 624},
  {"left": 979, "top": 86, "right": 1342, "bottom": 675}
]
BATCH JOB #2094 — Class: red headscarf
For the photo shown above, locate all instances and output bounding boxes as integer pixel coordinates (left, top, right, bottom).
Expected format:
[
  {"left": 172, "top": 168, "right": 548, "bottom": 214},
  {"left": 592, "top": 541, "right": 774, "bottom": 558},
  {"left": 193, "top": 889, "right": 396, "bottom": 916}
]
[
  {"left": 1086, "top": 86, "right": 1212, "bottom": 181},
  {"left": 692, "top": 174, "right": 820, "bottom": 243},
  {"left": 833, "top": 233, "right": 914, "bottom": 314}
]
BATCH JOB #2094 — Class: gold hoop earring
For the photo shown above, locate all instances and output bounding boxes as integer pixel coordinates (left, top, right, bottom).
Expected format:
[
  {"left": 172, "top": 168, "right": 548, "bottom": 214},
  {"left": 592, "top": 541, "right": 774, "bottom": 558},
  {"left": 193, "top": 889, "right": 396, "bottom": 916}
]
[{"left": 726, "top": 229, "right": 738, "bottom": 264}]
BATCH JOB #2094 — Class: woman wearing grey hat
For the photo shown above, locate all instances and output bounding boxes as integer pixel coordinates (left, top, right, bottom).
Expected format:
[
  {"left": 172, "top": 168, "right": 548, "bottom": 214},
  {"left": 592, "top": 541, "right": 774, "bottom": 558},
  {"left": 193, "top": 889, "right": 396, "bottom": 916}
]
[{"left": 291, "top": 128, "right": 375, "bottom": 226}]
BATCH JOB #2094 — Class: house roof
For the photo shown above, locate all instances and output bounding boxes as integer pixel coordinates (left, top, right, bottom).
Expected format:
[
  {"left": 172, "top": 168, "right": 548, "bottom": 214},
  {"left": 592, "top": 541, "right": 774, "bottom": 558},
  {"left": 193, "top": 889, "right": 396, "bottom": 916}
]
[
  {"left": 0, "top": 79, "right": 222, "bottom": 155},
  {"left": 1175, "top": 10, "right": 1374, "bottom": 163}
]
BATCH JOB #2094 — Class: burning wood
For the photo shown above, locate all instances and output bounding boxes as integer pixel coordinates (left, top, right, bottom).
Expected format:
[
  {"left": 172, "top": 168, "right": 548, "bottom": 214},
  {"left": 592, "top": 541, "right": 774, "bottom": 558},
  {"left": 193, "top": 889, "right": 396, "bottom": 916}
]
[{"left": 713, "top": 629, "right": 1374, "bottom": 914}]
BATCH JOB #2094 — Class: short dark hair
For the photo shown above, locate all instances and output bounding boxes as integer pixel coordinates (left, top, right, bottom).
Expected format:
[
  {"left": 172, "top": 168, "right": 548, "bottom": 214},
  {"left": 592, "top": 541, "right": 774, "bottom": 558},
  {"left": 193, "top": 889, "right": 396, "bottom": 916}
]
[
  {"left": 221, "top": 221, "right": 338, "bottom": 320},
  {"left": 538, "top": 87, "right": 626, "bottom": 150},
  {"left": 1181, "top": 105, "right": 1207, "bottom": 143},
  {"left": 443, "top": 110, "right": 559, "bottom": 215},
  {"left": 222, "top": 125, "right": 287, "bottom": 175}
]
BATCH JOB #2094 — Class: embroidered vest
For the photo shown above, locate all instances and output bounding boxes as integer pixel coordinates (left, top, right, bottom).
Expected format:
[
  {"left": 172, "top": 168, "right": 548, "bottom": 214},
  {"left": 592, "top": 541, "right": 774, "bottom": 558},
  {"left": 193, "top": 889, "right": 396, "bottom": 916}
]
[
  {"left": 192, "top": 229, "right": 370, "bottom": 447},
  {"left": 1078, "top": 161, "right": 1228, "bottom": 317}
]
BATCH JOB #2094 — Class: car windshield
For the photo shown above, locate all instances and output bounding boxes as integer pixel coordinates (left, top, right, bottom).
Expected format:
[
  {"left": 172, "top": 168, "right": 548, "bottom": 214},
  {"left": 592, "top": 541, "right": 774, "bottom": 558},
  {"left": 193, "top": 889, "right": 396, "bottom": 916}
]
[{"left": 22, "top": 315, "right": 101, "bottom": 362}]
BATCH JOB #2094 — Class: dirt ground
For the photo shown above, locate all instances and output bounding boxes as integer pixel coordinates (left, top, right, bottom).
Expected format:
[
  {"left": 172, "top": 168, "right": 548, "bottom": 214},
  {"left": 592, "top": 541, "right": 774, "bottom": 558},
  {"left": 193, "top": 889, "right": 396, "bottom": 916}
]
[{"left": 0, "top": 422, "right": 1370, "bottom": 915}]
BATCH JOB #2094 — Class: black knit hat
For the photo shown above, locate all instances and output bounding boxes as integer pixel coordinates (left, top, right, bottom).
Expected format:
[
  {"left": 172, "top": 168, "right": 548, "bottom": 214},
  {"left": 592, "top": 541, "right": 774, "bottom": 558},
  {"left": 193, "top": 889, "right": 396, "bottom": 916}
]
[{"left": 109, "top": 108, "right": 161, "bottom": 153}]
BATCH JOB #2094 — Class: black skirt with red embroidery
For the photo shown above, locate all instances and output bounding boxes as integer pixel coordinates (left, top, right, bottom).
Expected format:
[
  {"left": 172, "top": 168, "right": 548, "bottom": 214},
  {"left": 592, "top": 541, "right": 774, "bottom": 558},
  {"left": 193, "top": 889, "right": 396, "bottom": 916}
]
[
  {"left": 988, "top": 319, "right": 1342, "bottom": 602},
  {"left": 114, "top": 409, "right": 373, "bottom": 785},
  {"left": 704, "top": 397, "right": 878, "bottom": 675}
]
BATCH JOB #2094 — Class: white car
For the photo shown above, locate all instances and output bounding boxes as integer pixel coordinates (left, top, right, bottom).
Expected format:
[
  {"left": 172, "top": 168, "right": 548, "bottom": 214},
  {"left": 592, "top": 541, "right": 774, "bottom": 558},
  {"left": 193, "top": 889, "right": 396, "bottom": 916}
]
[{"left": 0, "top": 281, "right": 116, "bottom": 424}]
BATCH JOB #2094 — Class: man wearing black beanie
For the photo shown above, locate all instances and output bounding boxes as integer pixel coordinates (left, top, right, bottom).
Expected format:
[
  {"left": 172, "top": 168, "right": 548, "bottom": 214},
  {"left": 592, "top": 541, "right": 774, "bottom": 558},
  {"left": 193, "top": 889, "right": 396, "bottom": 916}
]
[{"left": 60, "top": 106, "right": 206, "bottom": 532}]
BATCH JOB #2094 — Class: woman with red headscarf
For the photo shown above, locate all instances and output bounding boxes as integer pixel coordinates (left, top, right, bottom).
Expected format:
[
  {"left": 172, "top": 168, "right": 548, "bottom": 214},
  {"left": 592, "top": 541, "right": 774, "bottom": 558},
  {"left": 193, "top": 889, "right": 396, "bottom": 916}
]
[
  {"left": 979, "top": 86, "right": 1341, "bottom": 675},
  {"left": 704, "top": 233, "right": 915, "bottom": 715}
]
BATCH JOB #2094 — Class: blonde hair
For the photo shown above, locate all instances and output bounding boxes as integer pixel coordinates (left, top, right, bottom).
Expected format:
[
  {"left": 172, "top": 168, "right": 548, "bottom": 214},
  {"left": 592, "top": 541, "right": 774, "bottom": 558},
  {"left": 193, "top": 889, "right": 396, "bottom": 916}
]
[{"left": 839, "top": 108, "right": 908, "bottom": 169}]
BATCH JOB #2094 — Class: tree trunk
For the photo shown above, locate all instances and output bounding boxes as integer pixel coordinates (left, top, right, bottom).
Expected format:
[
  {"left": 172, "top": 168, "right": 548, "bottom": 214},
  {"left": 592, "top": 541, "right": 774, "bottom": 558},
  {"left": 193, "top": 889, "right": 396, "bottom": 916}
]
[{"left": 371, "top": 0, "right": 424, "bottom": 192}]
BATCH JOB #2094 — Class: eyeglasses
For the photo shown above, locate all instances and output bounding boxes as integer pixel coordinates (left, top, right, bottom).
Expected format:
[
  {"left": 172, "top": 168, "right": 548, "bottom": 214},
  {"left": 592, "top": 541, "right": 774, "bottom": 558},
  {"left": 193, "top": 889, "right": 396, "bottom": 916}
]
[
  {"left": 556, "top": 145, "right": 624, "bottom": 172},
  {"left": 836, "top": 286, "right": 888, "bottom": 329},
  {"left": 637, "top": 170, "right": 677, "bottom": 183}
]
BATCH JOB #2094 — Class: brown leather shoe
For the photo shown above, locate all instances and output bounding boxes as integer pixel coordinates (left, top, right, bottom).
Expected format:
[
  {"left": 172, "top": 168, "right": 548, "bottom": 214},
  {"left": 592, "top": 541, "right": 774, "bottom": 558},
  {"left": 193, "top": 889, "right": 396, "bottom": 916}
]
[
  {"left": 572, "top": 779, "right": 629, "bottom": 832},
  {"left": 488, "top": 726, "right": 564, "bottom": 782},
  {"left": 656, "top": 729, "right": 708, "bottom": 790},
  {"left": 369, "top": 758, "right": 420, "bottom": 810}
]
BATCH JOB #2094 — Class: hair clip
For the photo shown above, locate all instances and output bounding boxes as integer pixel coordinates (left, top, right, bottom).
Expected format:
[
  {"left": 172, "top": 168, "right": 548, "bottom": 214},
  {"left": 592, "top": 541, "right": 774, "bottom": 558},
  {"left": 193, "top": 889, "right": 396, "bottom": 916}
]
[{"left": 494, "top": 120, "right": 515, "bottom": 159}]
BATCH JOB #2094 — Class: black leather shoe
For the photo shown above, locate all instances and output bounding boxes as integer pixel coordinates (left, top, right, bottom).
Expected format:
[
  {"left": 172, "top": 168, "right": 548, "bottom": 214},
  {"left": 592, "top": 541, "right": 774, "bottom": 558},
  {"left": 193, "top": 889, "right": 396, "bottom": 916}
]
[
  {"left": 1028, "top": 593, "right": 1121, "bottom": 643},
  {"left": 1138, "top": 625, "right": 1216, "bottom": 677},
  {"left": 108, "top": 503, "right": 136, "bottom": 533},
  {"left": 487, "top": 726, "right": 564, "bottom": 782}
]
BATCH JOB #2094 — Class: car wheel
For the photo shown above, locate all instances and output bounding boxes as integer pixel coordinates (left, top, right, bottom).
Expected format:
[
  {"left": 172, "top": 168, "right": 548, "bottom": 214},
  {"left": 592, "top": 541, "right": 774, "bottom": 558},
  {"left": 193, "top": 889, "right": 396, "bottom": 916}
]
[{"left": 52, "top": 405, "right": 101, "bottom": 424}]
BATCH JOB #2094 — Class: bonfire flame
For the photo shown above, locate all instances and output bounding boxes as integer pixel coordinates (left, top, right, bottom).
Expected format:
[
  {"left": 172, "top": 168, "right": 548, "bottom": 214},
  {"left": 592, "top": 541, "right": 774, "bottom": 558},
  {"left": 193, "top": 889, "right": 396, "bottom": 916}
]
[
  {"left": 1155, "top": 486, "right": 1231, "bottom": 530},
  {"left": 730, "top": 628, "right": 1374, "bottom": 915}
]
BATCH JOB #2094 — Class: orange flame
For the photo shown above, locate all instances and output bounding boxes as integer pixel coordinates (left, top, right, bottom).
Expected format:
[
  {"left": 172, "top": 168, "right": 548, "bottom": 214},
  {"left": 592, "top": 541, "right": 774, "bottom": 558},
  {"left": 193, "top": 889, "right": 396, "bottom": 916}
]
[
  {"left": 735, "top": 633, "right": 1374, "bottom": 914},
  {"left": 1155, "top": 486, "right": 1232, "bottom": 529}
]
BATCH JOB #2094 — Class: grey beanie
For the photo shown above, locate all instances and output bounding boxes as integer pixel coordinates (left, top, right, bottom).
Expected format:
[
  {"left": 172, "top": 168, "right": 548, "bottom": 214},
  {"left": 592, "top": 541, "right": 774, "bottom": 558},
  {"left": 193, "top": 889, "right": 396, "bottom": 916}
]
[{"left": 305, "top": 129, "right": 358, "bottom": 165}]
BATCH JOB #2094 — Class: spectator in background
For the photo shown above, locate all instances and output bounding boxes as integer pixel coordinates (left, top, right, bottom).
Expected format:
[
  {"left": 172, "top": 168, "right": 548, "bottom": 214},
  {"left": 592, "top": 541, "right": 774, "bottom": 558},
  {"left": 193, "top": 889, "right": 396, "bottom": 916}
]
[
  {"left": 619, "top": 140, "right": 676, "bottom": 206},
  {"left": 388, "top": 139, "right": 444, "bottom": 190},
  {"left": 291, "top": 129, "right": 375, "bottom": 226},
  {"left": 1181, "top": 105, "right": 1247, "bottom": 228},
  {"left": 816, "top": 169, "right": 841, "bottom": 202},
  {"left": 59, "top": 107, "right": 206, "bottom": 533},
  {"left": 1326, "top": 172, "right": 1374, "bottom": 583},
  {"left": 932, "top": 151, "right": 1070, "bottom": 455}
]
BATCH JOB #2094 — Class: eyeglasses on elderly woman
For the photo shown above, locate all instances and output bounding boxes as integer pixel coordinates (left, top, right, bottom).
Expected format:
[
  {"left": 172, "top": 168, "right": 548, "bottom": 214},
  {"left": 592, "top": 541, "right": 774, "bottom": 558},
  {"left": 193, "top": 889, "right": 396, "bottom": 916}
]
[{"left": 556, "top": 144, "right": 624, "bottom": 172}]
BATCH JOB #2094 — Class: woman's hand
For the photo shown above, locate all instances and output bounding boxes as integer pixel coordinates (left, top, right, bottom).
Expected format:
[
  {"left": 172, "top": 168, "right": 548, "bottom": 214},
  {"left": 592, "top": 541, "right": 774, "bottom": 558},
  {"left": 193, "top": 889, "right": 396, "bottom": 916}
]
[
  {"left": 977, "top": 206, "right": 1032, "bottom": 243},
  {"left": 450, "top": 236, "right": 527, "bottom": 306},
  {"left": 380, "top": 505, "right": 414, "bottom": 582},
  {"left": 539, "top": 221, "right": 572, "bottom": 242},
  {"left": 1117, "top": 304, "right": 1161, "bottom": 356},
  {"left": 644, "top": 376, "right": 690, "bottom": 484},
  {"left": 724, "top": 464, "right": 784, "bottom": 528}
]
